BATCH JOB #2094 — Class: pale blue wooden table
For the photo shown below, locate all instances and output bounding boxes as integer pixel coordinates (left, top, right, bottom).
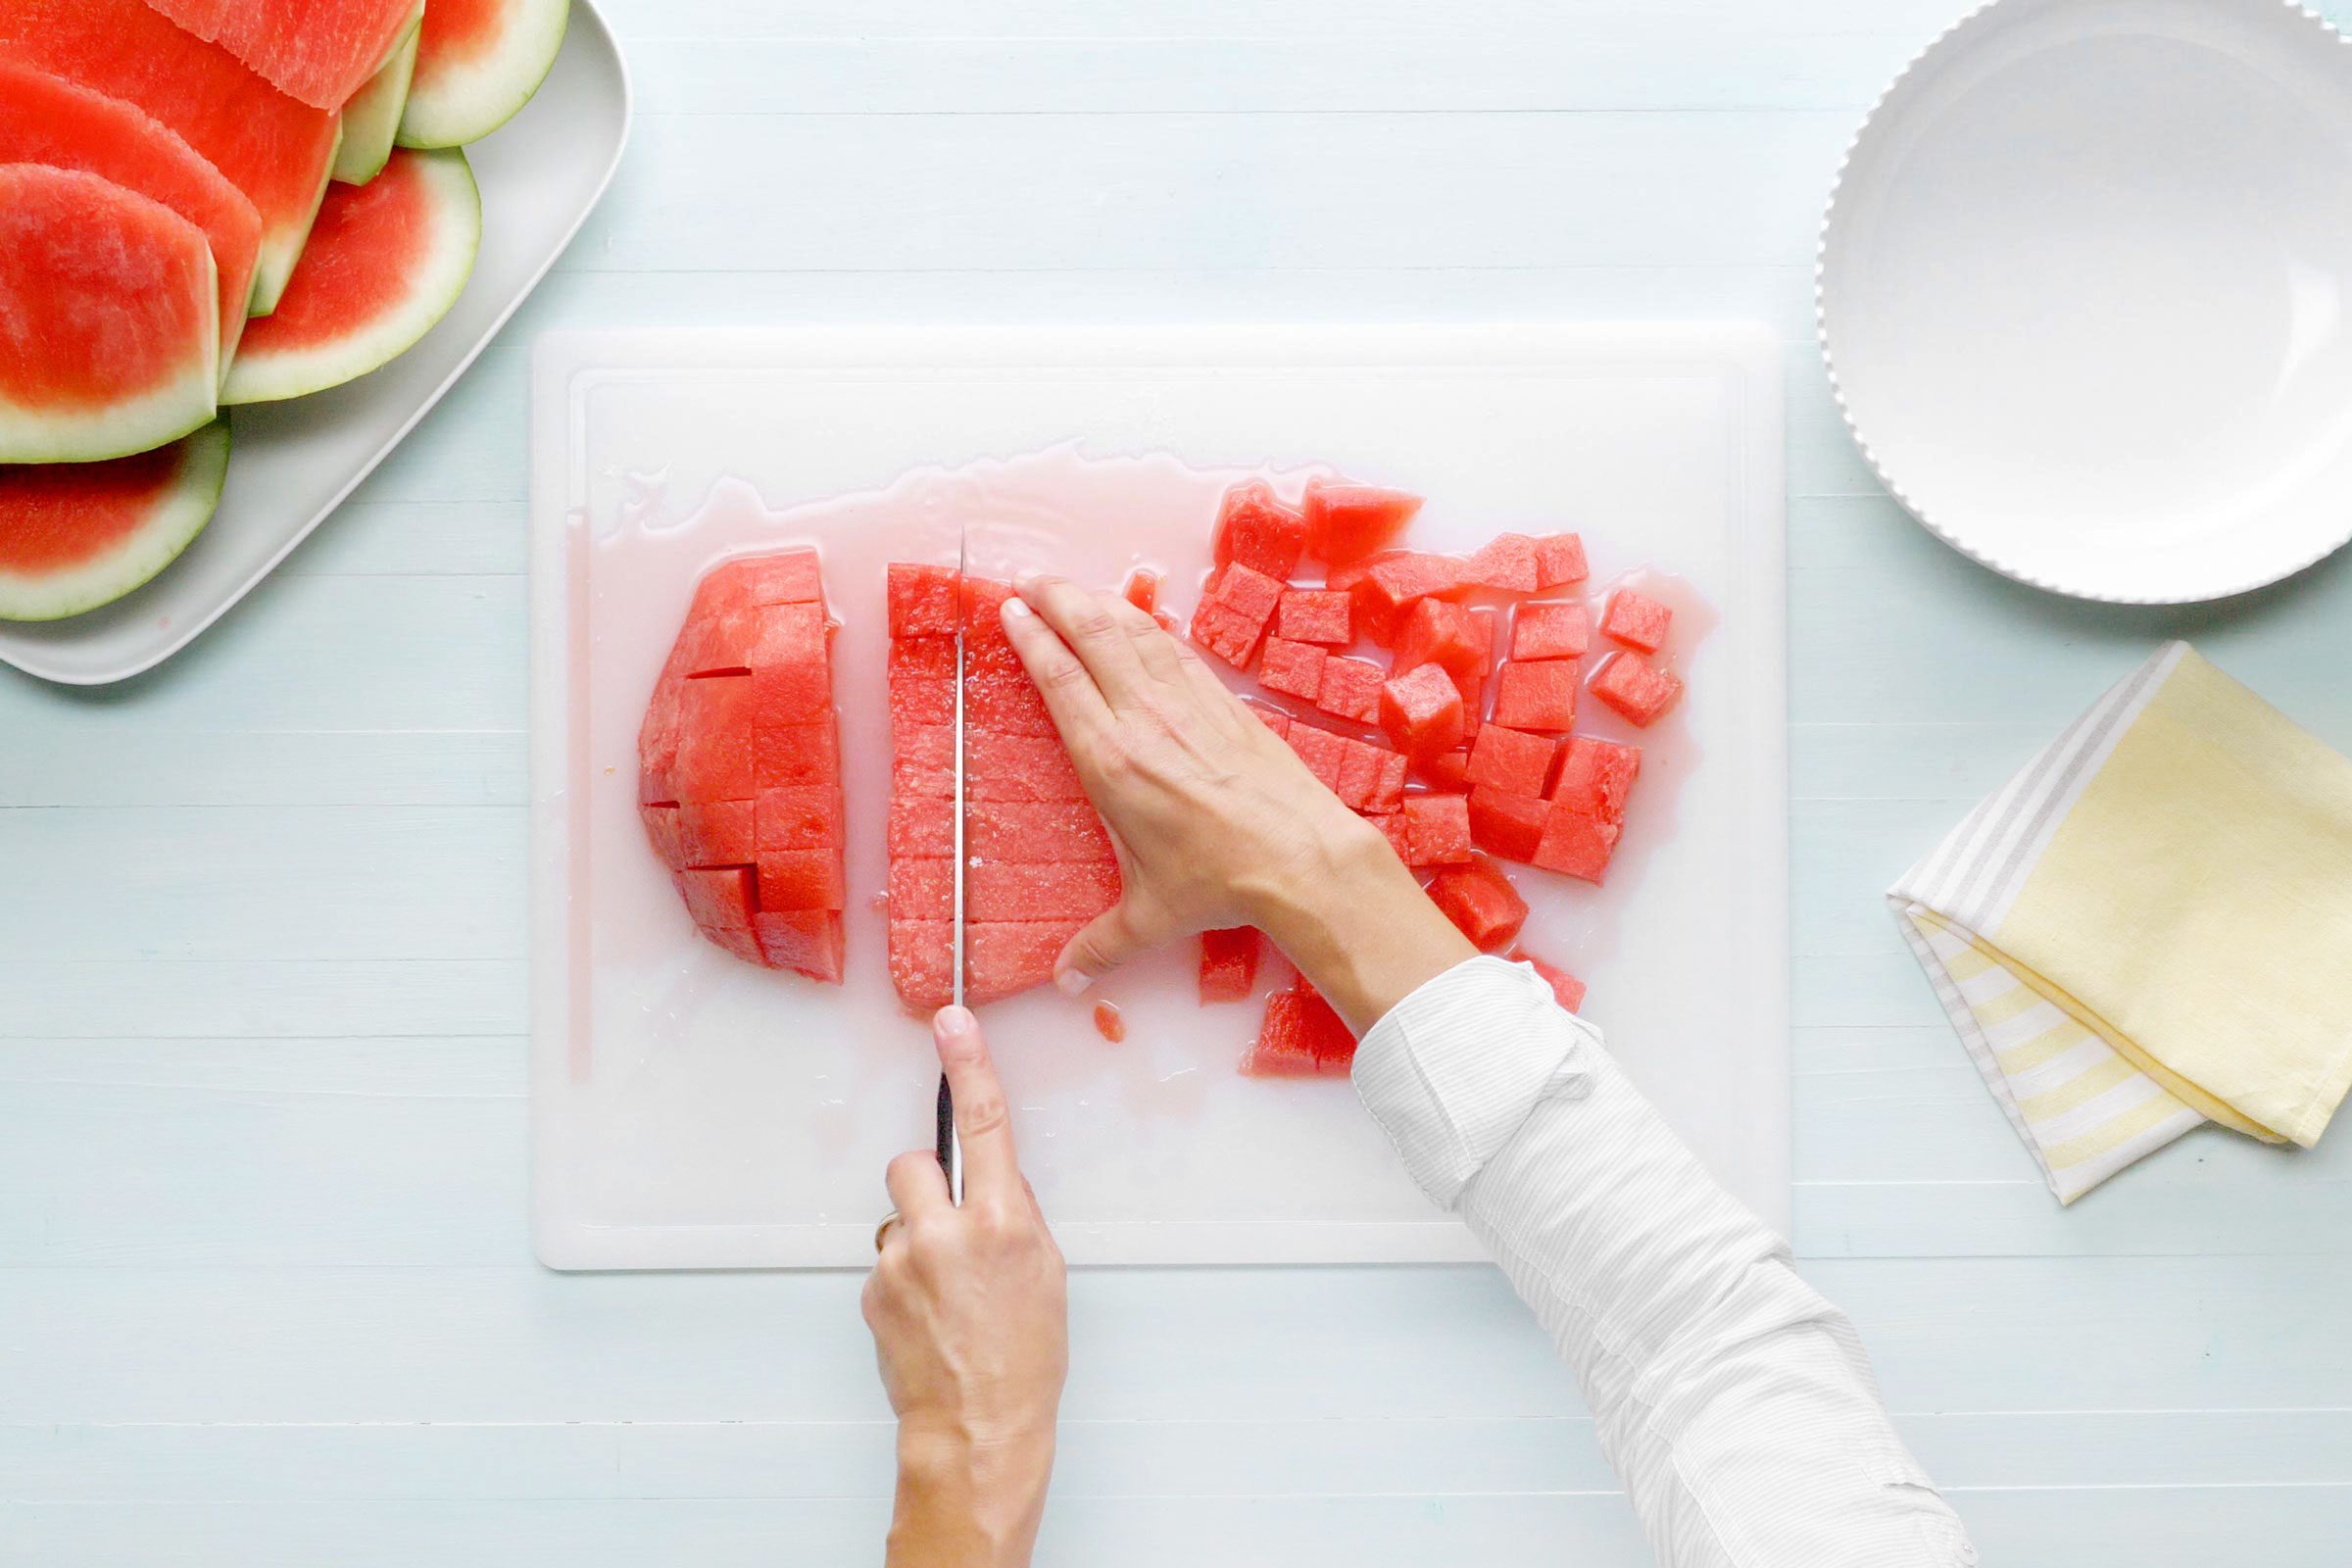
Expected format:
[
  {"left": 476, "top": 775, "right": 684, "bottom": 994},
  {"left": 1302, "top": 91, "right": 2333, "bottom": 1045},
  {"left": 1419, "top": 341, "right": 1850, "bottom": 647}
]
[{"left": 4, "top": 2, "right": 2349, "bottom": 1561}]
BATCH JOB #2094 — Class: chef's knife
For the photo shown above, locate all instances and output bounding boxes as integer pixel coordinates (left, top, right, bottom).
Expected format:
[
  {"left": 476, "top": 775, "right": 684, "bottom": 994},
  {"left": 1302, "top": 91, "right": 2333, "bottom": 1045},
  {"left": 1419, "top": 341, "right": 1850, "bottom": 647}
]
[{"left": 935, "top": 525, "right": 968, "bottom": 1204}]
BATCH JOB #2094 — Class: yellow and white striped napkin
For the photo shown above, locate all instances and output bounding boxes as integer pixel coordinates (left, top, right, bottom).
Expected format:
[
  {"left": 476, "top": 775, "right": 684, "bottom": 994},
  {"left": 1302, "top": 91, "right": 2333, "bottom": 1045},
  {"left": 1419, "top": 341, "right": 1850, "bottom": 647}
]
[{"left": 1891, "top": 642, "right": 2352, "bottom": 1202}]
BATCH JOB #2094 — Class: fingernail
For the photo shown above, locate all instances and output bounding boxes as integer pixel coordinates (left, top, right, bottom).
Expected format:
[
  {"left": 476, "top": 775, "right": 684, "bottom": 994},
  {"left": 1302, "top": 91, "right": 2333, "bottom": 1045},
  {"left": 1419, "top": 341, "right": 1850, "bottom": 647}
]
[
  {"left": 1054, "top": 966, "right": 1093, "bottom": 997},
  {"left": 934, "top": 1004, "right": 977, "bottom": 1037},
  {"left": 1001, "top": 597, "right": 1032, "bottom": 620}
]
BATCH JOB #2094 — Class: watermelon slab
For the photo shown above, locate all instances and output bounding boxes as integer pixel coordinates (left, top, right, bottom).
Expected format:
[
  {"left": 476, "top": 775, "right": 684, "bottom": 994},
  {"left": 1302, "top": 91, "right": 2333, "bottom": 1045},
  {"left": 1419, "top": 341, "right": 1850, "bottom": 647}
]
[
  {"left": 0, "top": 59, "right": 263, "bottom": 387},
  {"left": 399, "top": 0, "right": 571, "bottom": 149},
  {"left": 222, "top": 147, "right": 479, "bottom": 405},
  {"left": 141, "top": 0, "right": 422, "bottom": 111},
  {"left": 0, "top": 0, "right": 340, "bottom": 317},
  {"left": 0, "top": 166, "right": 218, "bottom": 465},
  {"left": 639, "top": 549, "right": 846, "bottom": 982},
  {"left": 0, "top": 417, "right": 229, "bottom": 620},
  {"left": 335, "top": 3, "right": 425, "bottom": 186}
]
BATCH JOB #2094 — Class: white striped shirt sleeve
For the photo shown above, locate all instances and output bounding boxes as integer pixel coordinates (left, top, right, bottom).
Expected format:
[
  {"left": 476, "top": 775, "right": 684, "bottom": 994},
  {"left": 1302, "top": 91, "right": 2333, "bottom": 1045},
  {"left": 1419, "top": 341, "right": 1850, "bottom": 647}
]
[{"left": 1352, "top": 956, "right": 1978, "bottom": 1567}]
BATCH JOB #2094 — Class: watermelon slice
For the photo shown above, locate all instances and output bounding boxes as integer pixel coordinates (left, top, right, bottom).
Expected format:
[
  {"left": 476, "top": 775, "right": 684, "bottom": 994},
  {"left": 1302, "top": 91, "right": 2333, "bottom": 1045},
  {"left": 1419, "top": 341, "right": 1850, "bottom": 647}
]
[
  {"left": 0, "top": 0, "right": 343, "bottom": 316},
  {"left": 140, "top": 0, "right": 422, "bottom": 111},
  {"left": 639, "top": 549, "right": 846, "bottom": 982},
  {"left": 222, "top": 147, "right": 479, "bottom": 405},
  {"left": 0, "top": 166, "right": 218, "bottom": 464},
  {"left": 334, "top": 3, "right": 425, "bottom": 186},
  {"left": 399, "top": 0, "right": 571, "bottom": 149},
  {"left": 0, "top": 416, "right": 228, "bottom": 620},
  {"left": 0, "top": 59, "right": 263, "bottom": 387}
]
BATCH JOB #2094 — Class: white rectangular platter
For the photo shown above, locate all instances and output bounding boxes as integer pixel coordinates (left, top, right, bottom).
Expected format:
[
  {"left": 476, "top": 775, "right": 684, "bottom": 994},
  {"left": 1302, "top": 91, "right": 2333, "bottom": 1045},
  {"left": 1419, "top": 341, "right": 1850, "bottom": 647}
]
[
  {"left": 530, "top": 324, "right": 1787, "bottom": 1269},
  {"left": 0, "top": 1, "right": 631, "bottom": 686}
]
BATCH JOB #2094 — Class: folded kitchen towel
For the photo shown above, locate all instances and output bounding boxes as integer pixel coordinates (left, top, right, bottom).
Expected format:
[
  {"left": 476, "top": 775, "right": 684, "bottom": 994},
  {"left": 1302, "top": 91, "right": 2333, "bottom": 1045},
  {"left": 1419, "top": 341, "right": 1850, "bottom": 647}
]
[{"left": 1890, "top": 641, "right": 2352, "bottom": 1202}]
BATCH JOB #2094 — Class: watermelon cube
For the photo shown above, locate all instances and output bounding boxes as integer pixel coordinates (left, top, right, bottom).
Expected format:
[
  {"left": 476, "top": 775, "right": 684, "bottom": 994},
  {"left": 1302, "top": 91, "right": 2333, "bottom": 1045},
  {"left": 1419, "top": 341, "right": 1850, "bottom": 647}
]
[
  {"left": 1122, "top": 568, "right": 1160, "bottom": 614},
  {"left": 888, "top": 562, "right": 959, "bottom": 636},
  {"left": 675, "top": 864, "right": 756, "bottom": 933},
  {"left": 1490, "top": 660, "right": 1580, "bottom": 732},
  {"left": 1368, "top": 810, "right": 1411, "bottom": 861},
  {"left": 971, "top": 859, "right": 1121, "bottom": 922},
  {"left": 1466, "top": 725, "right": 1556, "bottom": 798},
  {"left": 1428, "top": 857, "right": 1529, "bottom": 951},
  {"left": 1247, "top": 984, "right": 1358, "bottom": 1075},
  {"left": 756, "top": 785, "right": 845, "bottom": 852},
  {"left": 641, "top": 803, "right": 685, "bottom": 864},
  {"left": 1277, "top": 589, "right": 1352, "bottom": 646},
  {"left": 1512, "top": 948, "right": 1588, "bottom": 1012},
  {"left": 887, "top": 858, "right": 954, "bottom": 920},
  {"left": 677, "top": 799, "right": 756, "bottom": 867},
  {"left": 1338, "top": 552, "right": 1471, "bottom": 644},
  {"left": 966, "top": 667, "right": 1058, "bottom": 737},
  {"left": 1317, "top": 656, "right": 1384, "bottom": 725},
  {"left": 1511, "top": 601, "right": 1590, "bottom": 662},
  {"left": 1258, "top": 636, "right": 1328, "bottom": 701},
  {"left": 1550, "top": 736, "right": 1642, "bottom": 822},
  {"left": 1206, "top": 559, "right": 1284, "bottom": 622},
  {"left": 1533, "top": 804, "right": 1619, "bottom": 883},
  {"left": 889, "top": 796, "right": 956, "bottom": 859},
  {"left": 758, "top": 849, "right": 848, "bottom": 911},
  {"left": 1286, "top": 722, "right": 1348, "bottom": 792},
  {"left": 1248, "top": 703, "right": 1292, "bottom": 740},
  {"left": 1417, "top": 749, "right": 1471, "bottom": 791},
  {"left": 669, "top": 677, "right": 757, "bottom": 802},
  {"left": 970, "top": 801, "right": 1114, "bottom": 863},
  {"left": 888, "top": 634, "right": 956, "bottom": 683},
  {"left": 1601, "top": 589, "right": 1672, "bottom": 653},
  {"left": 1590, "top": 652, "right": 1684, "bottom": 727},
  {"left": 1213, "top": 479, "right": 1308, "bottom": 579},
  {"left": 1199, "top": 927, "right": 1261, "bottom": 1003},
  {"left": 1469, "top": 532, "right": 1542, "bottom": 594},
  {"left": 1534, "top": 533, "right": 1589, "bottom": 588},
  {"left": 1190, "top": 596, "right": 1268, "bottom": 666},
  {"left": 1392, "top": 599, "right": 1487, "bottom": 681},
  {"left": 1402, "top": 793, "right": 1473, "bottom": 867},
  {"left": 1379, "top": 663, "right": 1465, "bottom": 760},
  {"left": 756, "top": 910, "right": 846, "bottom": 982},
  {"left": 1190, "top": 562, "right": 1282, "bottom": 668},
  {"left": 1301, "top": 476, "right": 1423, "bottom": 566},
  {"left": 1467, "top": 786, "right": 1549, "bottom": 861},
  {"left": 756, "top": 721, "right": 842, "bottom": 790},
  {"left": 1336, "top": 737, "right": 1405, "bottom": 813}
]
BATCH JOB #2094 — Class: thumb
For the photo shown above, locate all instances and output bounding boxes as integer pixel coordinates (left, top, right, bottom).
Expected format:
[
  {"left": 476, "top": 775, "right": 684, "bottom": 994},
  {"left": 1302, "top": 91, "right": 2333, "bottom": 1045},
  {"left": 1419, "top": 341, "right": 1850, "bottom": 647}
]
[{"left": 1054, "top": 900, "right": 1151, "bottom": 995}]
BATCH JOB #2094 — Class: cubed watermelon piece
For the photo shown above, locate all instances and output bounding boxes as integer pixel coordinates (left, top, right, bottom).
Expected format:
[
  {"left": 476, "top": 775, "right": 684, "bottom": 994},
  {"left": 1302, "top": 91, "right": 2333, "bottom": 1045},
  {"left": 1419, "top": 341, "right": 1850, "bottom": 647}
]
[
  {"left": 1468, "top": 532, "right": 1542, "bottom": 594},
  {"left": 757, "top": 849, "right": 848, "bottom": 911},
  {"left": 1511, "top": 601, "right": 1590, "bottom": 662},
  {"left": 1511, "top": 947, "right": 1587, "bottom": 1012},
  {"left": 1337, "top": 552, "right": 1471, "bottom": 644},
  {"left": 888, "top": 675, "right": 956, "bottom": 731},
  {"left": 1248, "top": 703, "right": 1293, "bottom": 739},
  {"left": 1533, "top": 803, "right": 1619, "bottom": 883},
  {"left": 1417, "top": 748, "right": 1471, "bottom": 791},
  {"left": 1206, "top": 559, "right": 1284, "bottom": 621},
  {"left": 641, "top": 803, "right": 685, "bottom": 864},
  {"left": 886, "top": 858, "right": 955, "bottom": 920},
  {"left": 1392, "top": 599, "right": 1487, "bottom": 681},
  {"left": 756, "top": 910, "right": 845, "bottom": 982},
  {"left": 676, "top": 864, "right": 756, "bottom": 932},
  {"left": 887, "top": 563, "right": 958, "bottom": 636},
  {"left": 1190, "top": 601, "right": 1262, "bottom": 669},
  {"left": 889, "top": 795, "right": 956, "bottom": 859},
  {"left": 1429, "top": 857, "right": 1528, "bottom": 951},
  {"left": 1258, "top": 635, "right": 1328, "bottom": 701},
  {"left": 756, "top": 785, "right": 844, "bottom": 851},
  {"left": 1466, "top": 725, "right": 1555, "bottom": 798},
  {"left": 1301, "top": 476, "right": 1423, "bottom": 567},
  {"left": 972, "top": 859, "right": 1120, "bottom": 922},
  {"left": 1213, "top": 479, "right": 1308, "bottom": 579},
  {"left": 895, "top": 726, "right": 1087, "bottom": 803},
  {"left": 677, "top": 799, "right": 756, "bottom": 866},
  {"left": 1199, "top": 927, "right": 1260, "bottom": 1004},
  {"left": 1192, "top": 562, "right": 1283, "bottom": 669},
  {"left": 1369, "top": 810, "right": 1411, "bottom": 861},
  {"left": 970, "top": 801, "right": 1115, "bottom": 863},
  {"left": 889, "top": 918, "right": 1091, "bottom": 1010},
  {"left": 755, "top": 721, "right": 842, "bottom": 790},
  {"left": 1467, "top": 786, "right": 1548, "bottom": 861},
  {"left": 1590, "top": 652, "right": 1684, "bottom": 727},
  {"left": 1402, "top": 793, "right": 1473, "bottom": 867},
  {"left": 1317, "top": 655, "right": 1383, "bottom": 725},
  {"left": 670, "top": 677, "right": 757, "bottom": 802},
  {"left": 888, "top": 634, "right": 956, "bottom": 683},
  {"left": 1490, "top": 660, "right": 1580, "bottom": 732},
  {"left": 691, "top": 551, "right": 823, "bottom": 619},
  {"left": 1534, "top": 533, "right": 1589, "bottom": 589},
  {"left": 1277, "top": 588, "right": 1352, "bottom": 646},
  {"left": 1379, "top": 662, "right": 1466, "bottom": 760},
  {"left": 1246, "top": 984, "right": 1357, "bottom": 1076},
  {"left": 1338, "top": 740, "right": 1406, "bottom": 814},
  {"left": 1600, "top": 589, "right": 1672, "bottom": 653},
  {"left": 965, "top": 667, "right": 1058, "bottom": 737},
  {"left": 1122, "top": 567, "right": 1160, "bottom": 614},
  {"left": 1286, "top": 722, "right": 1348, "bottom": 792},
  {"left": 1550, "top": 736, "right": 1642, "bottom": 822},
  {"left": 752, "top": 657, "right": 836, "bottom": 729}
]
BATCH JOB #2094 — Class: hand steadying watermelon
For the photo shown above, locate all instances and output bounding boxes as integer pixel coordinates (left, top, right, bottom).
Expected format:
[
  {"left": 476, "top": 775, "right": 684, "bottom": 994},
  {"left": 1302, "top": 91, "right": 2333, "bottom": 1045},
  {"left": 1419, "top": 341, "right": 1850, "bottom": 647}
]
[{"left": 638, "top": 550, "right": 848, "bottom": 982}]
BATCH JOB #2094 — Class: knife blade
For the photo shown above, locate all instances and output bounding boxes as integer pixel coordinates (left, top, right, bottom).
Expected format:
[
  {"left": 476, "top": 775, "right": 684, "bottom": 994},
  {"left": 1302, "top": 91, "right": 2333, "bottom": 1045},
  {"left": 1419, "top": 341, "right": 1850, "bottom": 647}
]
[{"left": 934, "top": 524, "right": 968, "bottom": 1205}]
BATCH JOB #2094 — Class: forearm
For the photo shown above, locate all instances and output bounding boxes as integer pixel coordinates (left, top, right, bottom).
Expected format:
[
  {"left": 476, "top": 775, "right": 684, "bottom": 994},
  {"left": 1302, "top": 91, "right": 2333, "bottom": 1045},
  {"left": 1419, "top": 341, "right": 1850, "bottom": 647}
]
[{"left": 886, "top": 1426, "right": 1055, "bottom": 1568}]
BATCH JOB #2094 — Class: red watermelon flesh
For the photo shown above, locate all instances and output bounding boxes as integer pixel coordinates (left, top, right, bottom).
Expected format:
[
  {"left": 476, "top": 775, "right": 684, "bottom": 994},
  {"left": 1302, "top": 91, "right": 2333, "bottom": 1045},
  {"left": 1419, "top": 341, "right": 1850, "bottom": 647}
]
[
  {"left": 0, "top": 165, "right": 219, "bottom": 465},
  {"left": 1199, "top": 927, "right": 1260, "bottom": 1003},
  {"left": 1429, "top": 857, "right": 1528, "bottom": 952},
  {"left": 1511, "top": 948, "right": 1588, "bottom": 1013},
  {"left": 398, "top": 0, "right": 570, "bottom": 150},
  {"left": 0, "top": 0, "right": 341, "bottom": 316},
  {"left": 1246, "top": 984, "right": 1356, "bottom": 1076},
  {"left": 885, "top": 567, "right": 1124, "bottom": 1011},
  {"left": 638, "top": 548, "right": 845, "bottom": 983},
  {"left": 1590, "top": 651, "right": 1685, "bottom": 727},
  {"left": 0, "top": 59, "right": 262, "bottom": 383},
  {"left": 1212, "top": 479, "right": 1307, "bottom": 579},
  {"left": 1302, "top": 475, "right": 1422, "bottom": 567},
  {"left": 1401, "top": 793, "right": 1473, "bottom": 868},
  {"left": 0, "top": 416, "right": 227, "bottom": 620},
  {"left": 141, "top": 0, "right": 421, "bottom": 110}
]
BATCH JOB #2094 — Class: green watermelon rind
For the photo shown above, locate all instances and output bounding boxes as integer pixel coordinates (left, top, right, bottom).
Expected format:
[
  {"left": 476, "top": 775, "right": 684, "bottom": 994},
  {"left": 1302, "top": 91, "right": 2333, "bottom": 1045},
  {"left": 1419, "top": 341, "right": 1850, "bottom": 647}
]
[
  {"left": 0, "top": 416, "right": 230, "bottom": 622},
  {"left": 396, "top": 0, "right": 570, "bottom": 150},
  {"left": 333, "top": 3, "right": 424, "bottom": 187},
  {"left": 220, "top": 147, "right": 480, "bottom": 407}
]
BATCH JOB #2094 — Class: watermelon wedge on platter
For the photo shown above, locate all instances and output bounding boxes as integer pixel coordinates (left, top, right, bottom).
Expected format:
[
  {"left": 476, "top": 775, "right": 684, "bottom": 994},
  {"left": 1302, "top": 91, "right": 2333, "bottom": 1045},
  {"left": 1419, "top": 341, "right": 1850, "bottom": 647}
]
[
  {"left": 0, "top": 418, "right": 229, "bottom": 621},
  {"left": 334, "top": 2, "right": 425, "bottom": 186},
  {"left": 400, "top": 0, "right": 571, "bottom": 149},
  {"left": 140, "top": 0, "right": 424, "bottom": 112},
  {"left": 0, "top": 0, "right": 341, "bottom": 318},
  {"left": 0, "top": 165, "right": 219, "bottom": 465},
  {"left": 0, "top": 58, "right": 263, "bottom": 387},
  {"left": 223, "top": 146, "right": 480, "bottom": 405}
]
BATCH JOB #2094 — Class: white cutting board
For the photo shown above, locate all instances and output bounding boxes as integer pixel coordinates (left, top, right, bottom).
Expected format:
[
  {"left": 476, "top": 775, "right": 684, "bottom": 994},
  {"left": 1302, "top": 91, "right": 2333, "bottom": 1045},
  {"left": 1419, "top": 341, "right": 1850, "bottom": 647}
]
[{"left": 528, "top": 324, "right": 1787, "bottom": 1270}]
